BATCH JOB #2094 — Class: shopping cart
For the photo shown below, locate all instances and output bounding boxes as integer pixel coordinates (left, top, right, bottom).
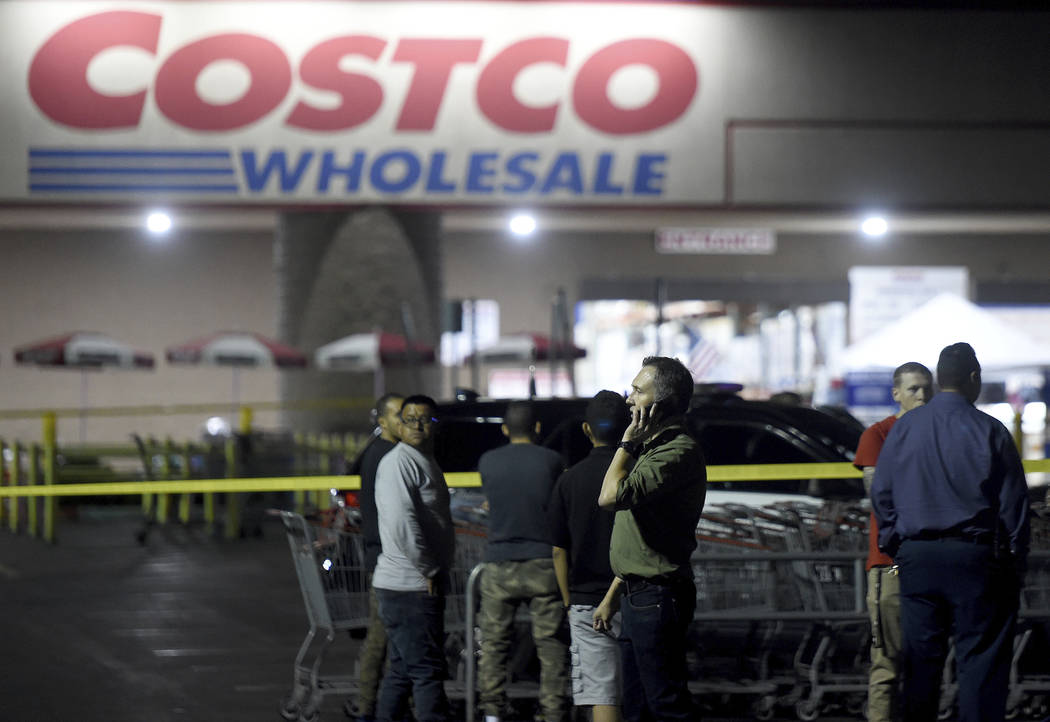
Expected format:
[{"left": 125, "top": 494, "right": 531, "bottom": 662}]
[
  {"left": 274, "top": 510, "right": 370, "bottom": 722},
  {"left": 1006, "top": 550, "right": 1050, "bottom": 720},
  {"left": 276, "top": 507, "right": 492, "bottom": 719},
  {"left": 692, "top": 500, "right": 870, "bottom": 719}
]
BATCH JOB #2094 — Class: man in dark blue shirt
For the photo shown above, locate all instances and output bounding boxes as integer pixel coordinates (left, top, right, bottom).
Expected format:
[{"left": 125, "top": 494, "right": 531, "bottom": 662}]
[{"left": 872, "top": 343, "right": 1030, "bottom": 722}]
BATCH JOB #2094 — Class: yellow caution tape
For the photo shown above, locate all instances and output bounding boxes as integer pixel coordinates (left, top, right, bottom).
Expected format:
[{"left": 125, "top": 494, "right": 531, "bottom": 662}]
[
  {"left": 709, "top": 463, "right": 860, "bottom": 481},
  {"left": 2, "top": 459, "right": 1048, "bottom": 498},
  {"left": 0, "top": 476, "right": 355, "bottom": 497}
]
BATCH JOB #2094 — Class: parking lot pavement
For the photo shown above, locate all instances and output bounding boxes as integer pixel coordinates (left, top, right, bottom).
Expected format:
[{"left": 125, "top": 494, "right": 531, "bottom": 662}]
[
  {"left": 0, "top": 508, "right": 880, "bottom": 722},
  {"left": 0, "top": 508, "right": 358, "bottom": 722}
]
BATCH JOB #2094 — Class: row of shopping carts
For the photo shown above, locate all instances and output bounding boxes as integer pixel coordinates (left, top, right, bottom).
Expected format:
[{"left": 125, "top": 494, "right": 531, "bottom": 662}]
[{"left": 273, "top": 497, "right": 1050, "bottom": 721}]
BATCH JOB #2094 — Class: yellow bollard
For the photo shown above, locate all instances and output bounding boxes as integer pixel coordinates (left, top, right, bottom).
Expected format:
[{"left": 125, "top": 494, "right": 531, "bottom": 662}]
[
  {"left": 224, "top": 406, "right": 253, "bottom": 540},
  {"left": 305, "top": 432, "right": 320, "bottom": 513},
  {"left": 178, "top": 443, "right": 192, "bottom": 525},
  {"left": 0, "top": 438, "right": 6, "bottom": 528},
  {"left": 156, "top": 438, "right": 173, "bottom": 524},
  {"left": 9, "top": 441, "right": 20, "bottom": 533},
  {"left": 28, "top": 444, "right": 40, "bottom": 537},
  {"left": 203, "top": 440, "right": 215, "bottom": 527},
  {"left": 141, "top": 436, "right": 155, "bottom": 518},
  {"left": 223, "top": 433, "right": 239, "bottom": 540},
  {"left": 43, "top": 412, "right": 57, "bottom": 543},
  {"left": 315, "top": 435, "right": 332, "bottom": 511},
  {"left": 293, "top": 432, "right": 306, "bottom": 515}
]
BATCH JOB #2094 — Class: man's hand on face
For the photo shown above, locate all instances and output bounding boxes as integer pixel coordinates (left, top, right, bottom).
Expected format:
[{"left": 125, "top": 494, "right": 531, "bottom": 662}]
[{"left": 624, "top": 401, "right": 659, "bottom": 443}]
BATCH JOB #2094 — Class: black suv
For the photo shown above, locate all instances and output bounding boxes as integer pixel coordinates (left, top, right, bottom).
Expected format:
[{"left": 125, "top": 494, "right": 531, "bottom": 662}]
[{"left": 431, "top": 390, "right": 864, "bottom": 502}]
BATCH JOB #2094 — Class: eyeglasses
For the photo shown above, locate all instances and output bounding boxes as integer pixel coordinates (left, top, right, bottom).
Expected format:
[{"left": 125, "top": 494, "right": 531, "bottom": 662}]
[{"left": 401, "top": 416, "right": 437, "bottom": 427}]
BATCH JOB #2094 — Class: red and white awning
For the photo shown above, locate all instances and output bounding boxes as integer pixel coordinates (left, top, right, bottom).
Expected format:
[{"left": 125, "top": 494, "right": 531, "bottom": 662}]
[
  {"left": 166, "top": 331, "right": 307, "bottom": 368},
  {"left": 315, "top": 332, "right": 435, "bottom": 371},
  {"left": 14, "top": 331, "right": 154, "bottom": 369},
  {"left": 469, "top": 333, "right": 585, "bottom": 364}
]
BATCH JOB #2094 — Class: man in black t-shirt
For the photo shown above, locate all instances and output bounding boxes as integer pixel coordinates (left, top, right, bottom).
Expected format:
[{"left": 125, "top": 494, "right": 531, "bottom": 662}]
[
  {"left": 345, "top": 392, "right": 402, "bottom": 722},
  {"left": 549, "top": 391, "right": 630, "bottom": 722},
  {"left": 478, "top": 401, "right": 569, "bottom": 722}
]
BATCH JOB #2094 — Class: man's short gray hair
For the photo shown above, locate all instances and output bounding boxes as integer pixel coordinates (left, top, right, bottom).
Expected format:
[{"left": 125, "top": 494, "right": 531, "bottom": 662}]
[{"left": 641, "top": 356, "right": 694, "bottom": 415}]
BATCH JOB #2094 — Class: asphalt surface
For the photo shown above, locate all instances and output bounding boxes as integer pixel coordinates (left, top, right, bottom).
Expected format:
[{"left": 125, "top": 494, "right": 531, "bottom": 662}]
[
  {"left": 7, "top": 507, "right": 1038, "bottom": 722},
  {"left": 0, "top": 508, "right": 839, "bottom": 722},
  {"left": 0, "top": 507, "right": 337, "bottom": 722}
]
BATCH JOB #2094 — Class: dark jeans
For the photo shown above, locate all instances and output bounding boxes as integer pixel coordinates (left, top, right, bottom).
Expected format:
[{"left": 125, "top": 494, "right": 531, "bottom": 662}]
[
  {"left": 618, "top": 577, "right": 696, "bottom": 722},
  {"left": 375, "top": 588, "right": 449, "bottom": 722},
  {"left": 896, "top": 539, "right": 1020, "bottom": 722}
]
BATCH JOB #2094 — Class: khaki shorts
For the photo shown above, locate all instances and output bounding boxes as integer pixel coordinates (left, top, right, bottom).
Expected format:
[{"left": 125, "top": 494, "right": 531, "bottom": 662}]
[{"left": 567, "top": 605, "right": 622, "bottom": 707}]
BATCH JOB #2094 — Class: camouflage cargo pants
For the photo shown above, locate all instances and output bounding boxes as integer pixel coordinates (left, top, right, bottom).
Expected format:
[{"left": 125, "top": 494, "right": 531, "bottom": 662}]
[{"left": 479, "top": 558, "right": 570, "bottom": 722}]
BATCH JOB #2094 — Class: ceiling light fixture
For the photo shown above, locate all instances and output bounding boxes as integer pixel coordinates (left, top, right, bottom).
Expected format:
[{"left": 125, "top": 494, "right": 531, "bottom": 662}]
[
  {"left": 860, "top": 215, "right": 889, "bottom": 238},
  {"left": 146, "top": 211, "right": 173, "bottom": 234},
  {"left": 508, "top": 212, "right": 537, "bottom": 238}
]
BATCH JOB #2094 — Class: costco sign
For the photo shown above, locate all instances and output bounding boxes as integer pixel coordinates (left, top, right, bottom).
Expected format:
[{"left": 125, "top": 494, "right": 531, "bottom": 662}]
[{"left": 1, "top": 2, "right": 722, "bottom": 204}]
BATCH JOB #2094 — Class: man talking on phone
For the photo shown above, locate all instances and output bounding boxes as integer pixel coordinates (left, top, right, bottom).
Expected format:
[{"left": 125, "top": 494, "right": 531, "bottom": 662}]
[{"left": 597, "top": 356, "right": 707, "bottom": 721}]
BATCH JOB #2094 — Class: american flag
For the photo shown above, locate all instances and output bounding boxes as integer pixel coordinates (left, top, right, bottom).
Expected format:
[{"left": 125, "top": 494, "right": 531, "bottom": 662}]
[{"left": 683, "top": 325, "right": 720, "bottom": 380}]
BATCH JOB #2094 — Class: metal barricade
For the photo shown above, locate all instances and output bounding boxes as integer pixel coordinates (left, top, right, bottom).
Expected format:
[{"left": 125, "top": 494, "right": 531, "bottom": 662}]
[{"left": 447, "top": 524, "right": 488, "bottom": 689}]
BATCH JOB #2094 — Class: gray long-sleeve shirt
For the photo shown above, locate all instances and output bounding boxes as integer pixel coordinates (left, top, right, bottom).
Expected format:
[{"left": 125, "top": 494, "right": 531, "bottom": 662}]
[{"left": 372, "top": 442, "right": 455, "bottom": 592}]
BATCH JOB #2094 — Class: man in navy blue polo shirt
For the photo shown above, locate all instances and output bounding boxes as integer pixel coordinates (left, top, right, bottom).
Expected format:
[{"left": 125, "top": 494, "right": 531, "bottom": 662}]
[{"left": 872, "top": 342, "right": 1030, "bottom": 722}]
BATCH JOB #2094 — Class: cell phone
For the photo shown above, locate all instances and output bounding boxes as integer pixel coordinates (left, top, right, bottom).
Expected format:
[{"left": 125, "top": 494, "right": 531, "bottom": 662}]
[{"left": 646, "top": 399, "right": 664, "bottom": 424}]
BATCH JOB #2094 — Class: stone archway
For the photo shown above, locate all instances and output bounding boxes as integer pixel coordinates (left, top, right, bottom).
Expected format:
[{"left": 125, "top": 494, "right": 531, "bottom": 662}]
[{"left": 275, "top": 207, "right": 443, "bottom": 432}]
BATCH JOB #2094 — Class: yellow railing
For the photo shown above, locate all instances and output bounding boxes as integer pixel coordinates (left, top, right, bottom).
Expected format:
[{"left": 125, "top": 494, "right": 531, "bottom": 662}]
[{"left": 0, "top": 410, "right": 370, "bottom": 543}]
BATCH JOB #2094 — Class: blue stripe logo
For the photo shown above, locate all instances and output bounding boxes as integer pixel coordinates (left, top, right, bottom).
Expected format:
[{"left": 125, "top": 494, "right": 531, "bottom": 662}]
[{"left": 28, "top": 148, "right": 239, "bottom": 194}]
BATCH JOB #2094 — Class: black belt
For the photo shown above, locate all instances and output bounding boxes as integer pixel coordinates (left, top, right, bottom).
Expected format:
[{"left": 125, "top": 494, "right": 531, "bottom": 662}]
[
  {"left": 623, "top": 572, "right": 693, "bottom": 588},
  {"left": 910, "top": 529, "right": 994, "bottom": 546}
]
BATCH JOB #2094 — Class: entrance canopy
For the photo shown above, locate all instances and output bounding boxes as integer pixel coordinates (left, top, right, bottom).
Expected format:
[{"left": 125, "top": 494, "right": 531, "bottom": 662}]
[{"left": 839, "top": 293, "right": 1050, "bottom": 372}]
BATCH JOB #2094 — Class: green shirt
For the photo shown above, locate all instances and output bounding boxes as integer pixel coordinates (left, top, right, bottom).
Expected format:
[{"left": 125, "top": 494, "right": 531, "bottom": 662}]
[{"left": 609, "top": 421, "right": 707, "bottom": 579}]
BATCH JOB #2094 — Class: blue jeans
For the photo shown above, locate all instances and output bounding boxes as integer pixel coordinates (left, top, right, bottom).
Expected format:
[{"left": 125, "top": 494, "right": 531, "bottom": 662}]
[
  {"left": 618, "top": 577, "right": 696, "bottom": 722},
  {"left": 375, "top": 588, "right": 449, "bottom": 722}
]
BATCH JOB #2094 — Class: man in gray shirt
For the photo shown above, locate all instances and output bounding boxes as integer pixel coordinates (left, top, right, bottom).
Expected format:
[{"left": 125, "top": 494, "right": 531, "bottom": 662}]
[{"left": 373, "top": 394, "right": 455, "bottom": 722}]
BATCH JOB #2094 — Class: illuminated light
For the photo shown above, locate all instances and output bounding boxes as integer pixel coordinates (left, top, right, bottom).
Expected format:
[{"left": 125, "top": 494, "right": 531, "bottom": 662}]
[
  {"left": 322, "top": 558, "right": 333, "bottom": 571},
  {"left": 508, "top": 213, "right": 537, "bottom": 237},
  {"left": 204, "top": 416, "right": 231, "bottom": 436},
  {"left": 860, "top": 215, "right": 889, "bottom": 238},
  {"left": 146, "top": 211, "right": 173, "bottom": 234}
]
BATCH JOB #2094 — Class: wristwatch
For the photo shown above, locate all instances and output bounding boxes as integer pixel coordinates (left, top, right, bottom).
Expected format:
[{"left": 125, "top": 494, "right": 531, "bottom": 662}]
[{"left": 617, "top": 440, "right": 641, "bottom": 456}]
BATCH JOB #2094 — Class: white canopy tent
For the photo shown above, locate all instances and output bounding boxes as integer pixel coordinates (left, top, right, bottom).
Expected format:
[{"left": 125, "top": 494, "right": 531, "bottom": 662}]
[{"left": 839, "top": 293, "right": 1050, "bottom": 373}]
